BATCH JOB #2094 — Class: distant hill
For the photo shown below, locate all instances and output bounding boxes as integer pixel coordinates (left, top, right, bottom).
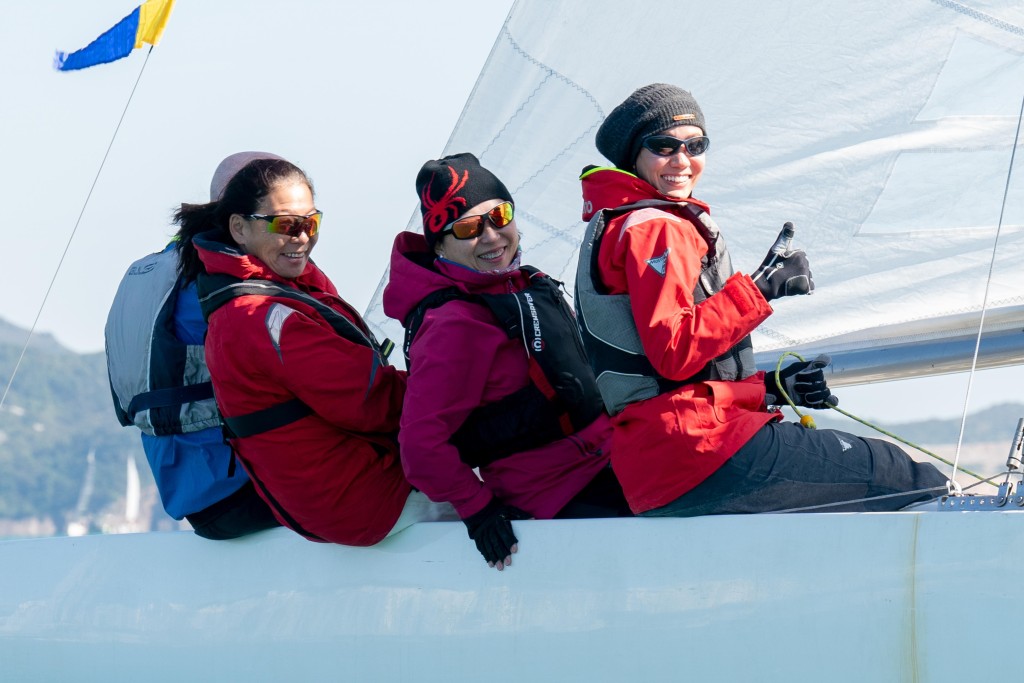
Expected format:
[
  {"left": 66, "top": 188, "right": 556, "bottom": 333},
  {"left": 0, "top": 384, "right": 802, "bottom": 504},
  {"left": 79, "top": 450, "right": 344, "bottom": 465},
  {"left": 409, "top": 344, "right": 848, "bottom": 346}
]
[
  {"left": 793, "top": 402, "right": 1024, "bottom": 445},
  {"left": 0, "top": 318, "right": 141, "bottom": 527}
]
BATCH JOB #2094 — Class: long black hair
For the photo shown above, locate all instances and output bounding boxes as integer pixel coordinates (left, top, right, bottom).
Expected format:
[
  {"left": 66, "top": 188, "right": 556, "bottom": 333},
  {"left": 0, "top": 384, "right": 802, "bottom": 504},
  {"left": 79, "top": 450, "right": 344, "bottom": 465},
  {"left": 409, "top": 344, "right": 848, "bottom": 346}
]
[{"left": 173, "top": 158, "right": 314, "bottom": 283}]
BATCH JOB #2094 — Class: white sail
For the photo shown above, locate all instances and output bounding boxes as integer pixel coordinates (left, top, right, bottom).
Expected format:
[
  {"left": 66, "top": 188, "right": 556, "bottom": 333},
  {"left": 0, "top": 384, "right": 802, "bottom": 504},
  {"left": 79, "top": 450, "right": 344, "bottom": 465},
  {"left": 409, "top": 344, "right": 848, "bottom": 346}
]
[
  {"left": 66, "top": 449, "right": 95, "bottom": 537},
  {"left": 365, "top": 0, "right": 1024, "bottom": 384},
  {"left": 125, "top": 453, "right": 140, "bottom": 524}
]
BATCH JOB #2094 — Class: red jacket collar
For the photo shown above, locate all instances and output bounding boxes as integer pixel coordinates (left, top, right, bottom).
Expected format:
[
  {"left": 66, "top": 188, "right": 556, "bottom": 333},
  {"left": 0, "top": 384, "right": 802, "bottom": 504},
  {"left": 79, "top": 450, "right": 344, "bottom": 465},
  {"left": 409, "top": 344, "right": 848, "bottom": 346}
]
[
  {"left": 580, "top": 166, "right": 710, "bottom": 221},
  {"left": 193, "top": 231, "right": 337, "bottom": 296}
]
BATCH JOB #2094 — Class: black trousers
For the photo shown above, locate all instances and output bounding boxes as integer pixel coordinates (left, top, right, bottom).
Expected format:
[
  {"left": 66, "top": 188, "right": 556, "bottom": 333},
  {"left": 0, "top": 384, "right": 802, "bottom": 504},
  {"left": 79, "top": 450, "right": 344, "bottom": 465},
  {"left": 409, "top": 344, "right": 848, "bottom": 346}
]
[
  {"left": 185, "top": 480, "right": 281, "bottom": 540},
  {"left": 554, "top": 466, "right": 634, "bottom": 519},
  {"left": 642, "top": 421, "right": 948, "bottom": 517}
]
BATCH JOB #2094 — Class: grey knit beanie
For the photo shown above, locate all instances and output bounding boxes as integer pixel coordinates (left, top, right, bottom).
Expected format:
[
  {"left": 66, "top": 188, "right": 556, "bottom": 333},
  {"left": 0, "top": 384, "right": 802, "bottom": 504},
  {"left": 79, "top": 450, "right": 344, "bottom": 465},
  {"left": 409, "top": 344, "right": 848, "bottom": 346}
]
[{"left": 596, "top": 83, "right": 706, "bottom": 170}]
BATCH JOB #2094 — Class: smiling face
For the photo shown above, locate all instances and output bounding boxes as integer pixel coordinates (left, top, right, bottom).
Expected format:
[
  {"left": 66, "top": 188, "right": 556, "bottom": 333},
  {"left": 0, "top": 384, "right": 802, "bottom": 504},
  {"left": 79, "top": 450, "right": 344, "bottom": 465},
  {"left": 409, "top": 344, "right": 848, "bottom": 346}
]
[
  {"left": 229, "top": 178, "right": 317, "bottom": 280},
  {"left": 633, "top": 123, "right": 706, "bottom": 200},
  {"left": 435, "top": 198, "right": 520, "bottom": 272}
]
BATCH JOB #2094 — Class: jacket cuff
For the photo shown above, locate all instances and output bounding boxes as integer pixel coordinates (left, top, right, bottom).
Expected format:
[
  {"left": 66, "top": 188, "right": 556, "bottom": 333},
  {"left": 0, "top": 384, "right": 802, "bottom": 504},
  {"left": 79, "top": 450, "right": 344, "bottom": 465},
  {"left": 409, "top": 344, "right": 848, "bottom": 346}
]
[{"left": 454, "top": 487, "right": 494, "bottom": 520}]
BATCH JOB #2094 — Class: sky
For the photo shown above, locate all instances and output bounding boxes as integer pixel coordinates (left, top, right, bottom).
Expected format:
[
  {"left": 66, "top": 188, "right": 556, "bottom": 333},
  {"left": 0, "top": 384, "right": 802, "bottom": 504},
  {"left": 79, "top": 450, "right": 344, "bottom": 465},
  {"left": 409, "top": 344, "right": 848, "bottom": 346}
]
[{"left": 0, "top": 0, "right": 1021, "bottom": 427}]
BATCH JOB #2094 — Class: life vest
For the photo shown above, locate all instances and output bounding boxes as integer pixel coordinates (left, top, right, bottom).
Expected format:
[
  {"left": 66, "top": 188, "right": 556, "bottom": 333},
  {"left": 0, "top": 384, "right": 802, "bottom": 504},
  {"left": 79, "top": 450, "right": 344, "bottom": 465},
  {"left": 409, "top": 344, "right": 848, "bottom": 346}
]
[
  {"left": 196, "top": 272, "right": 394, "bottom": 440},
  {"left": 105, "top": 247, "right": 220, "bottom": 436},
  {"left": 575, "top": 199, "right": 756, "bottom": 416},
  {"left": 403, "top": 267, "right": 606, "bottom": 468}
]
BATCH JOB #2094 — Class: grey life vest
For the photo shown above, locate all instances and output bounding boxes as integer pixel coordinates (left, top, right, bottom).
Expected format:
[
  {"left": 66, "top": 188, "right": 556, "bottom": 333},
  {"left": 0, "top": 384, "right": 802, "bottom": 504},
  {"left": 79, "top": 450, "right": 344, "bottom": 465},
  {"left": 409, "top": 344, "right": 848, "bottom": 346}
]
[
  {"left": 575, "top": 199, "right": 756, "bottom": 416},
  {"left": 105, "top": 247, "right": 220, "bottom": 436}
]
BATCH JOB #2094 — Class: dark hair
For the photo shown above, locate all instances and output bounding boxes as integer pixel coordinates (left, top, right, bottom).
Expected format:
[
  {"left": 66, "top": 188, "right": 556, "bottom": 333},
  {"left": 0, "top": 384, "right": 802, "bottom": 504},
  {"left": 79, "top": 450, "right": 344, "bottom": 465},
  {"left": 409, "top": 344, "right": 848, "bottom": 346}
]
[{"left": 173, "top": 158, "right": 314, "bottom": 283}]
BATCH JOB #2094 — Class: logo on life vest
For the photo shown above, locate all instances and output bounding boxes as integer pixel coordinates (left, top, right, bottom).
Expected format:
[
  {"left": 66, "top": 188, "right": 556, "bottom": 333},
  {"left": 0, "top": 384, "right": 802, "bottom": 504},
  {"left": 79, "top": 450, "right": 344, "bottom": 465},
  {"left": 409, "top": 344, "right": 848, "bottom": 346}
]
[
  {"left": 645, "top": 248, "right": 671, "bottom": 277},
  {"left": 128, "top": 263, "right": 157, "bottom": 276},
  {"left": 524, "top": 292, "right": 544, "bottom": 352}
]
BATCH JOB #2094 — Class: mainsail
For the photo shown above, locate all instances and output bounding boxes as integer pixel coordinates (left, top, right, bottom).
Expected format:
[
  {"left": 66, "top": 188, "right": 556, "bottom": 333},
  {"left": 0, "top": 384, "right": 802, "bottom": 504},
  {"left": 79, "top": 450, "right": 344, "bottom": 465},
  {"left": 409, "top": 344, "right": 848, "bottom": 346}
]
[{"left": 365, "top": 0, "right": 1024, "bottom": 386}]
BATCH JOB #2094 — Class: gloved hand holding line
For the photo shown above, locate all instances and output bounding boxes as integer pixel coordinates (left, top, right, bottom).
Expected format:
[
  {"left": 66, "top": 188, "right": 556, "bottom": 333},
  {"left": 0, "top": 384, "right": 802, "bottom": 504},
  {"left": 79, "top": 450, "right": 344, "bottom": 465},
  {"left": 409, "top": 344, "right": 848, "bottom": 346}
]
[{"left": 765, "top": 353, "right": 839, "bottom": 409}]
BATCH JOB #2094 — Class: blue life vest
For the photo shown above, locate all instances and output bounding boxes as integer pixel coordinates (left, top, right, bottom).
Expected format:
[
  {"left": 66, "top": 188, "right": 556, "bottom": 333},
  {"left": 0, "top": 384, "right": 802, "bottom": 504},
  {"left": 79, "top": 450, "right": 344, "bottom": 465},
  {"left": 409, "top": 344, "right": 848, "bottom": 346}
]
[{"left": 105, "top": 245, "right": 248, "bottom": 519}]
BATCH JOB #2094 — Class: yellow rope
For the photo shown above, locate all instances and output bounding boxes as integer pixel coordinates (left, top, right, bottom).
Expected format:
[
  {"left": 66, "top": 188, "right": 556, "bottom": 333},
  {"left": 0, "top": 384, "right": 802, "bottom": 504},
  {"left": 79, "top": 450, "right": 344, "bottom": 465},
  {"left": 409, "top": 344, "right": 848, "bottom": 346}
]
[{"left": 773, "top": 352, "right": 991, "bottom": 484}]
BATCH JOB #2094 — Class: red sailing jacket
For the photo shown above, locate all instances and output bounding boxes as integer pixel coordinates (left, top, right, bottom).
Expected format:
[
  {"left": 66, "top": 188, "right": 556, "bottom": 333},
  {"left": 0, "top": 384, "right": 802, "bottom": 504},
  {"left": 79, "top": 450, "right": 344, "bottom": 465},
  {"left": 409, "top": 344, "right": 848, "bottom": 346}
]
[
  {"left": 196, "top": 236, "right": 411, "bottom": 546},
  {"left": 581, "top": 168, "right": 779, "bottom": 513}
]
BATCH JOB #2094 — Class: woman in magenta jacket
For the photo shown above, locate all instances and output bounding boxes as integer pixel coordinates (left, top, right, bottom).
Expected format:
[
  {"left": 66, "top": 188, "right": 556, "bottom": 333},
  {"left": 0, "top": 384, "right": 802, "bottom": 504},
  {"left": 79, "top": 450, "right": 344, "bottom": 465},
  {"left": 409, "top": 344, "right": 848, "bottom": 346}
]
[{"left": 383, "top": 153, "right": 630, "bottom": 571}]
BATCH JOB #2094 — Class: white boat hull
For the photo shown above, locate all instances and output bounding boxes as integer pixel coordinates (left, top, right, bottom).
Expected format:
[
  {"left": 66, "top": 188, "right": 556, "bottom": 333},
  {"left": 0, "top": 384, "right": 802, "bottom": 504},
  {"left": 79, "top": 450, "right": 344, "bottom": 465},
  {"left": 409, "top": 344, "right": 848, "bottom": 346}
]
[{"left": 2, "top": 512, "right": 1022, "bottom": 681}]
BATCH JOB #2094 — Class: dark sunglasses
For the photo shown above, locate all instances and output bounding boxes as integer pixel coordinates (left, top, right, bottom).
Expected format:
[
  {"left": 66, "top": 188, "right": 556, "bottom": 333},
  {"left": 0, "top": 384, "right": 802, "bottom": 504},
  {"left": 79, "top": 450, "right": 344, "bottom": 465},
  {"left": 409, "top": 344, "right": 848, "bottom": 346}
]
[
  {"left": 641, "top": 135, "right": 711, "bottom": 157},
  {"left": 441, "top": 201, "right": 514, "bottom": 240},
  {"left": 245, "top": 210, "right": 323, "bottom": 237}
]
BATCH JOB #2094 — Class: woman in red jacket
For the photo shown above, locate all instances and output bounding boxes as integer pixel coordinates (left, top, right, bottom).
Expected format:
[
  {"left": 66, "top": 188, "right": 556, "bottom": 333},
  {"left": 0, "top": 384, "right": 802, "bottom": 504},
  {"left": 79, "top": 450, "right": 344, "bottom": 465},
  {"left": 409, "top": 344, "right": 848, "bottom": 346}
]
[
  {"left": 384, "top": 153, "right": 630, "bottom": 571},
  {"left": 174, "top": 157, "right": 453, "bottom": 546},
  {"left": 575, "top": 83, "right": 948, "bottom": 517}
]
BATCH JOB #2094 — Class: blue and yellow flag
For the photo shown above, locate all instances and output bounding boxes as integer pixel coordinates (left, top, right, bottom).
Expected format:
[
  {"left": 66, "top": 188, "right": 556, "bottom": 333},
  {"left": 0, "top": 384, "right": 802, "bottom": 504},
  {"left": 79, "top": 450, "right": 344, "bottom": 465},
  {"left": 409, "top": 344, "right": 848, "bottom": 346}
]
[{"left": 54, "top": 0, "right": 175, "bottom": 71}]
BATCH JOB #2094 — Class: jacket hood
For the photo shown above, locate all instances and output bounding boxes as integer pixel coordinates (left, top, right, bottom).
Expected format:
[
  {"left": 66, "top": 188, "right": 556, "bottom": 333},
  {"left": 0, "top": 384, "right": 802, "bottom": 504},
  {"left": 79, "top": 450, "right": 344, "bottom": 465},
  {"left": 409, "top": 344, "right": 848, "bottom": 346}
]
[
  {"left": 580, "top": 166, "right": 710, "bottom": 221},
  {"left": 382, "top": 231, "right": 525, "bottom": 325},
  {"left": 193, "top": 230, "right": 336, "bottom": 295}
]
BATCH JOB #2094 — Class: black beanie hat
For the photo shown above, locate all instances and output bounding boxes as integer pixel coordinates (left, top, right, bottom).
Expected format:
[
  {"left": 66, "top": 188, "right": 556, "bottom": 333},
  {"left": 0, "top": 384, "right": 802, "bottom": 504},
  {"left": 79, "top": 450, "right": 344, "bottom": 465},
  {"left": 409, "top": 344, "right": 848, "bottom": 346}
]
[
  {"left": 416, "top": 153, "right": 514, "bottom": 250},
  {"left": 595, "top": 83, "right": 706, "bottom": 170}
]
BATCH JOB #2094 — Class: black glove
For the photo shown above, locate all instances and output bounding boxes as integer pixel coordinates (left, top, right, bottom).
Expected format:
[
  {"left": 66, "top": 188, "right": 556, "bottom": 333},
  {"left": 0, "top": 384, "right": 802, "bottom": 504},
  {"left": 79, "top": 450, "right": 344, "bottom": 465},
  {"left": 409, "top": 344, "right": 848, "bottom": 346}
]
[
  {"left": 764, "top": 354, "right": 839, "bottom": 409},
  {"left": 462, "top": 499, "right": 530, "bottom": 567},
  {"left": 752, "top": 248, "right": 814, "bottom": 301}
]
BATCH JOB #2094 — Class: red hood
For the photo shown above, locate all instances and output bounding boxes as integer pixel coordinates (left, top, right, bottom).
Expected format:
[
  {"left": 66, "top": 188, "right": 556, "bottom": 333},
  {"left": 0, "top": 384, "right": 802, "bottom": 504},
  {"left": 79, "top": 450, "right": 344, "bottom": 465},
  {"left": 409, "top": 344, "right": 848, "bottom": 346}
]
[
  {"left": 193, "top": 231, "right": 338, "bottom": 296},
  {"left": 580, "top": 166, "right": 710, "bottom": 221},
  {"left": 382, "top": 231, "right": 528, "bottom": 325}
]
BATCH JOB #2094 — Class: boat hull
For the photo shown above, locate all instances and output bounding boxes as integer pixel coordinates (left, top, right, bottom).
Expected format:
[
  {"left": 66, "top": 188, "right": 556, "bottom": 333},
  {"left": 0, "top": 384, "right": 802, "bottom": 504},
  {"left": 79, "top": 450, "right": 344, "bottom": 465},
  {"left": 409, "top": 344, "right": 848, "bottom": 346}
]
[{"left": 2, "top": 513, "right": 1021, "bottom": 681}]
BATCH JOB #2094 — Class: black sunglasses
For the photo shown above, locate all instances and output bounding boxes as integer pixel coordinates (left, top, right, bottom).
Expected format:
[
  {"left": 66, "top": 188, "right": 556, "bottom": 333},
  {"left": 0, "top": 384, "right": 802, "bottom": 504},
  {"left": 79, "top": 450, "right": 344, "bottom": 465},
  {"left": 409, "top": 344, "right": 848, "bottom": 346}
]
[{"left": 641, "top": 135, "right": 711, "bottom": 157}]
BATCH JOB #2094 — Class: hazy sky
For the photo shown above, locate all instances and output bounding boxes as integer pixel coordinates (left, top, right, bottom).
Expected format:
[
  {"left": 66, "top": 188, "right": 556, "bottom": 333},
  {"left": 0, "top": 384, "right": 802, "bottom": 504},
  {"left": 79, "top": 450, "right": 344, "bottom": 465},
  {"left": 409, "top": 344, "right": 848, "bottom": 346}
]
[
  {"left": 1, "top": 0, "right": 514, "bottom": 351},
  {"left": 1, "top": 0, "right": 1020, "bottom": 427}
]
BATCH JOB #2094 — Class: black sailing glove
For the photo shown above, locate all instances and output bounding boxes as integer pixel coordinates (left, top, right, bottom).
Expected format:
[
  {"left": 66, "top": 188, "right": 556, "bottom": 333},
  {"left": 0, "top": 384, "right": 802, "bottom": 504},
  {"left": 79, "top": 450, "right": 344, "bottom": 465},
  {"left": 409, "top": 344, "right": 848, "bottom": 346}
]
[
  {"left": 764, "top": 354, "right": 839, "bottom": 409},
  {"left": 463, "top": 498, "right": 530, "bottom": 569},
  {"left": 752, "top": 248, "right": 814, "bottom": 301}
]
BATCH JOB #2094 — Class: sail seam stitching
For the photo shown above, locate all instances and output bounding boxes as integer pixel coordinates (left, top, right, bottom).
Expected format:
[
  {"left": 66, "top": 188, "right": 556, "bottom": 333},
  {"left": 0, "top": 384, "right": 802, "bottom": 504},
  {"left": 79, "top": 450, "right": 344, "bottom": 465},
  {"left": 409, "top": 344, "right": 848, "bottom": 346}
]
[{"left": 930, "top": 0, "right": 1024, "bottom": 37}]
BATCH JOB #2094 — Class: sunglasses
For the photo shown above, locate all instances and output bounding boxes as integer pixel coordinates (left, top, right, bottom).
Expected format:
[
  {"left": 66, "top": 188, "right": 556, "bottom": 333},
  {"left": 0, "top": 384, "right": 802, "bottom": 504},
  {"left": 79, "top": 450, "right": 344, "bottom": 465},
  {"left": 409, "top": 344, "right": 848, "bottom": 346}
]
[
  {"left": 641, "top": 135, "right": 711, "bottom": 158},
  {"left": 245, "top": 210, "right": 323, "bottom": 237},
  {"left": 441, "top": 201, "right": 515, "bottom": 240}
]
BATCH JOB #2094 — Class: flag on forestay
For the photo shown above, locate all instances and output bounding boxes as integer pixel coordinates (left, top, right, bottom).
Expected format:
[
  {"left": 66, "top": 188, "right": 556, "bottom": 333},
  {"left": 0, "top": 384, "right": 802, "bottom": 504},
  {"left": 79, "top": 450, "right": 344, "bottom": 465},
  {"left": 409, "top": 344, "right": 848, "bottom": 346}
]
[{"left": 54, "top": 0, "right": 175, "bottom": 71}]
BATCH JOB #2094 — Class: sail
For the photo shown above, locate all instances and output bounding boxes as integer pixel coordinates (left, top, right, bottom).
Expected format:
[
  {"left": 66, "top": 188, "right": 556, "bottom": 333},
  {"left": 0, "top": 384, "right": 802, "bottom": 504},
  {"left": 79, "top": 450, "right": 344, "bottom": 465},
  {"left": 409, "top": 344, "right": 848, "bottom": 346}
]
[
  {"left": 125, "top": 453, "right": 140, "bottom": 524},
  {"left": 365, "top": 0, "right": 1024, "bottom": 385},
  {"left": 66, "top": 449, "right": 96, "bottom": 537}
]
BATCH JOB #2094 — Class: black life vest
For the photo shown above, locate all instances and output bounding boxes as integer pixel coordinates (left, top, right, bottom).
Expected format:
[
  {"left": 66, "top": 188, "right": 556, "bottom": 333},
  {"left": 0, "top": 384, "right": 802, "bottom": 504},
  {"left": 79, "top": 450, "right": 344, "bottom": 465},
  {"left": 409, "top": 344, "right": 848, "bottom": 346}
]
[
  {"left": 403, "top": 267, "right": 605, "bottom": 468},
  {"left": 196, "top": 272, "right": 394, "bottom": 440},
  {"left": 575, "top": 198, "right": 756, "bottom": 416}
]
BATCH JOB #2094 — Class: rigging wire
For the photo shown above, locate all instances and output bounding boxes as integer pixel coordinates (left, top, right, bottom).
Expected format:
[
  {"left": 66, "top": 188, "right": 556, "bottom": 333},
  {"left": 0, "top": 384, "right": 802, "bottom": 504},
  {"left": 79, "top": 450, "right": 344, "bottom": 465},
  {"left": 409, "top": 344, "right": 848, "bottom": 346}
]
[
  {"left": 0, "top": 47, "right": 155, "bottom": 414},
  {"left": 947, "top": 89, "right": 1024, "bottom": 489},
  {"left": 767, "top": 485, "right": 950, "bottom": 515},
  {"left": 769, "top": 94, "right": 1024, "bottom": 506}
]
